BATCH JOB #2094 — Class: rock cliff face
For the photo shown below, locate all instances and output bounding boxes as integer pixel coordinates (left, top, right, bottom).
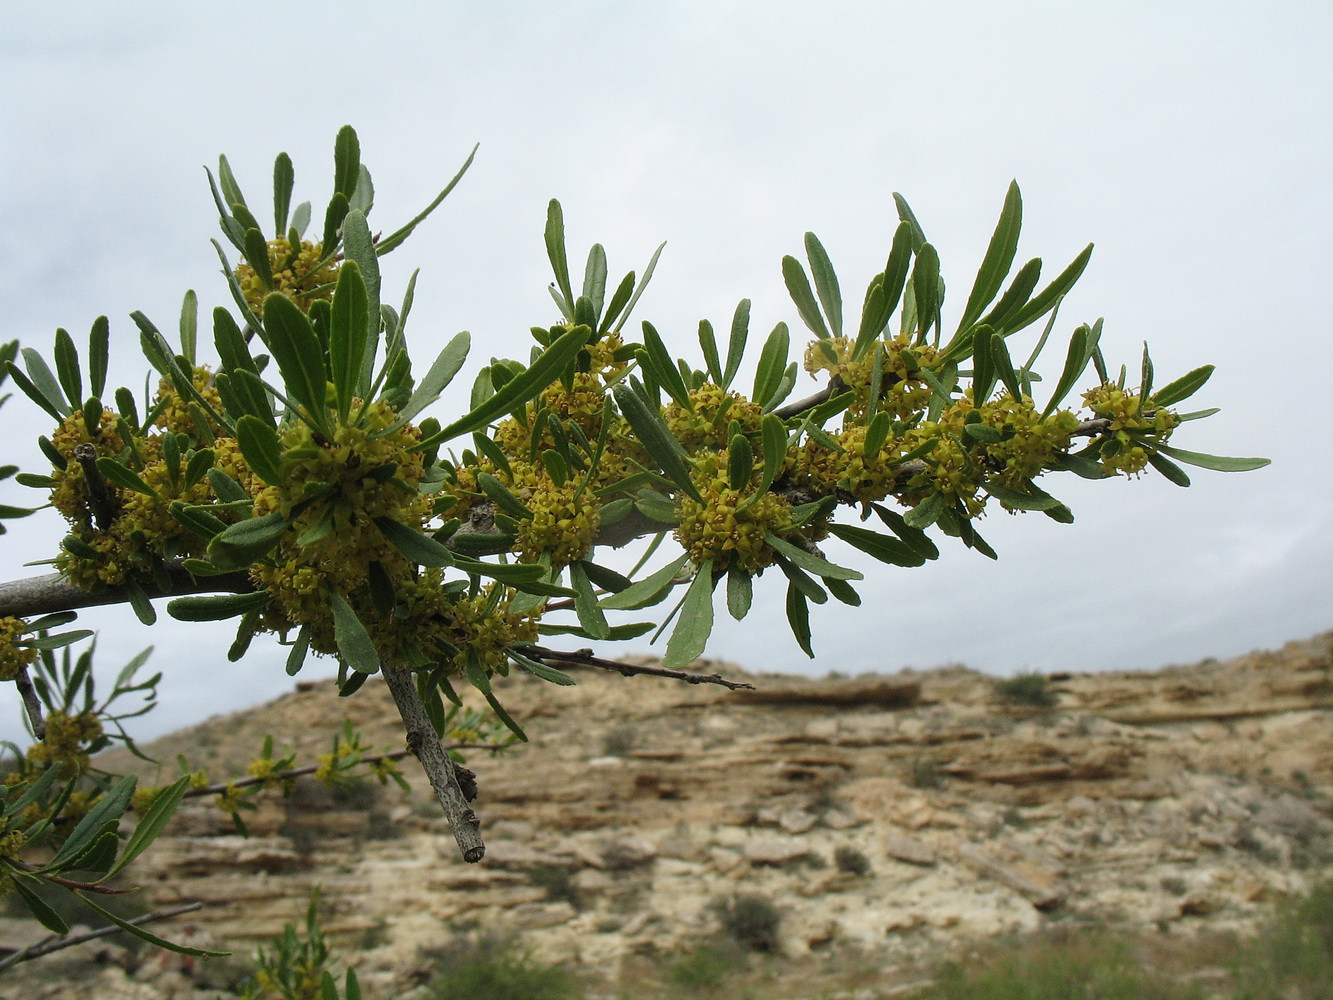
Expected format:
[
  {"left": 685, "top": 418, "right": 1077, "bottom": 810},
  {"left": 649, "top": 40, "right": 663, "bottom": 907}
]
[{"left": 8, "top": 633, "right": 1333, "bottom": 997}]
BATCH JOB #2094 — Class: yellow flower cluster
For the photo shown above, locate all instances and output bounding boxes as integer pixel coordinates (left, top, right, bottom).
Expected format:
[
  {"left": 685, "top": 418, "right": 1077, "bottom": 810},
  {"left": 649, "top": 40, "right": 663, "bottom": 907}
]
[
  {"left": 48, "top": 408, "right": 125, "bottom": 522},
  {"left": 442, "top": 591, "right": 539, "bottom": 675},
  {"left": 794, "top": 424, "right": 912, "bottom": 503},
  {"left": 0, "top": 617, "right": 36, "bottom": 682},
  {"left": 235, "top": 238, "right": 340, "bottom": 317},
  {"left": 25, "top": 710, "right": 102, "bottom": 780},
  {"left": 1082, "top": 383, "right": 1181, "bottom": 476},
  {"left": 674, "top": 451, "right": 794, "bottom": 572},
  {"left": 664, "top": 383, "right": 765, "bottom": 452},
  {"left": 802, "top": 334, "right": 940, "bottom": 421}
]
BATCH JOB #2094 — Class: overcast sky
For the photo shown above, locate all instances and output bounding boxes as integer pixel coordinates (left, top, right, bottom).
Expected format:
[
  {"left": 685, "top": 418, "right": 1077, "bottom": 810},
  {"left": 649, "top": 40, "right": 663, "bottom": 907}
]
[{"left": 2, "top": 3, "right": 1329, "bottom": 742}]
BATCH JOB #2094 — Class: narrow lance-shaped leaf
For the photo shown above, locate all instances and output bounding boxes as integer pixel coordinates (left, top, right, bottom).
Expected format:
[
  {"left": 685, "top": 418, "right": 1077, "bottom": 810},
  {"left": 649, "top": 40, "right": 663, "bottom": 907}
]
[
  {"left": 333, "top": 125, "right": 361, "bottom": 199},
  {"left": 782, "top": 254, "right": 830, "bottom": 339},
  {"left": 545, "top": 199, "right": 575, "bottom": 319},
  {"left": 752, "top": 322, "right": 791, "bottom": 408},
  {"left": 612, "top": 240, "right": 665, "bottom": 333},
  {"left": 1006, "top": 243, "right": 1094, "bottom": 333},
  {"left": 339, "top": 211, "right": 382, "bottom": 397},
  {"left": 167, "top": 592, "right": 272, "bottom": 622},
  {"left": 1153, "top": 445, "right": 1270, "bottom": 472},
  {"left": 1150, "top": 365, "right": 1214, "bottom": 407},
  {"left": 583, "top": 243, "right": 607, "bottom": 320},
  {"left": 726, "top": 565, "right": 752, "bottom": 620},
  {"left": 89, "top": 315, "right": 110, "bottom": 396},
  {"left": 260, "top": 293, "right": 331, "bottom": 434},
  {"left": 662, "top": 559, "right": 715, "bottom": 668},
  {"left": 236, "top": 414, "right": 284, "bottom": 487},
  {"left": 328, "top": 588, "right": 380, "bottom": 673},
  {"left": 569, "top": 562, "right": 611, "bottom": 640},
  {"left": 273, "top": 151, "right": 294, "bottom": 233},
  {"left": 328, "top": 258, "right": 369, "bottom": 421},
  {"left": 78, "top": 892, "right": 228, "bottom": 958},
  {"left": 419, "top": 326, "right": 588, "bottom": 447},
  {"left": 207, "top": 511, "right": 288, "bottom": 571},
  {"left": 640, "top": 321, "right": 692, "bottom": 409},
  {"left": 805, "top": 231, "right": 843, "bottom": 338},
  {"left": 721, "top": 298, "right": 750, "bottom": 390},
  {"left": 1040, "top": 325, "right": 1090, "bottom": 418},
  {"left": 957, "top": 180, "right": 1022, "bottom": 334},
  {"left": 698, "top": 319, "right": 723, "bottom": 386},
  {"left": 376, "top": 144, "right": 478, "bottom": 255},
  {"left": 612, "top": 382, "right": 702, "bottom": 502},
  {"left": 21, "top": 347, "right": 69, "bottom": 416},
  {"left": 601, "top": 553, "right": 691, "bottom": 610}
]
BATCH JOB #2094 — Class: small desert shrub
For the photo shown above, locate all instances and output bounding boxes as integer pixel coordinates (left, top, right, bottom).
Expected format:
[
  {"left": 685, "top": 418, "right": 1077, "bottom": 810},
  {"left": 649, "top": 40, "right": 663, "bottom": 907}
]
[
  {"left": 995, "top": 672, "right": 1058, "bottom": 708},
  {"left": 910, "top": 756, "right": 946, "bottom": 790},
  {"left": 710, "top": 894, "right": 781, "bottom": 953},
  {"left": 424, "top": 936, "right": 578, "bottom": 1000},
  {"left": 834, "top": 845, "right": 872, "bottom": 876},
  {"left": 664, "top": 943, "right": 736, "bottom": 993},
  {"left": 528, "top": 864, "right": 579, "bottom": 907},
  {"left": 922, "top": 931, "right": 1204, "bottom": 1000},
  {"left": 1230, "top": 880, "right": 1333, "bottom": 1000},
  {"left": 602, "top": 725, "right": 637, "bottom": 757},
  {"left": 239, "top": 891, "right": 361, "bottom": 1000}
]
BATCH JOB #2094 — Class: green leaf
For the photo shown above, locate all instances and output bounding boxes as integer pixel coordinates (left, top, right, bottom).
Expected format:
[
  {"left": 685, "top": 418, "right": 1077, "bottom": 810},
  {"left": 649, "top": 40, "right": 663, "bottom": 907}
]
[
  {"left": 103, "top": 775, "right": 190, "bottom": 880},
  {"left": 329, "top": 588, "right": 380, "bottom": 673},
  {"left": 569, "top": 562, "right": 611, "bottom": 640},
  {"left": 545, "top": 199, "right": 576, "bottom": 318},
  {"left": 94, "top": 457, "right": 157, "bottom": 497},
  {"left": 752, "top": 322, "right": 791, "bottom": 409},
  {"left": 19, "top": 629, "right": 93, "bottom": 650},
  {"left": 11, "top": 878, "right": 68, "bottom": 934},
  {"left": 22, "top": 347, "right": 69, "bottom": 415},
  {"left": 184, "top": 448, "right": 215, "bottom": 490},
  {"left": 582, "top": 244, "right": 607, "bottom": 320},
  {"left": 825, "top": 578, "right": 861, "bottom": 606},
  {"left": 612, "top": 240, "right": 666, "bottom": 333},
  {"left": 51, "top": 330, "right": 81, "bottom": 413},
  {"left": 601, "top": 553, "right": 690, "bottom": 610},
  {"left": 911, "top": 243, "right": 941, "bottom": 339},
  {"left": 88, "top": 322, "right": 110, "bottom": 409},
  {"left": 640, "top": 321, "right": 691, "bottom": 409},
  {"left": 982, "top": 480, "right": 1063, "bottom": 510},
  {"left": 463, "top": 651, "right": 527, "bottom": 741},
  {"left": 50, "top": 774, "right": 135, "bottom": 869},
  {"left": 828, "top": 523, "right": 927, "bottom": 566},
  {"left": 207, "top": 468, "right": 251, "bottom": 503},
  {"left": 419, "top": 326, "right": 588, "bottom": 447},
  {"left": 764, "top": 533, "right": 862, "bottom": 580},
  {"left": 320, "top": 192, "right": 350, "bottom": 265},
  {"left": 697, "top": 320, "right": 723, "bottom": 386},
  {"left": 398, "top": 331, "right": 470, "bottom": 422},
  {"left": 785, "top": 584, "right": 814, "bottom": 657},
  {"left": 727, "top": 434, "right": 754, "bottom": 491},
  {"left": 981, "top": 257, "right": 1043, "bottom": 332},
  {"left": 662, "top": 559, "right": 715, "bottom": 668},
  {"left": 477, "top": 472, "right": 535, "bottom": 519},
  {"left": 333, "top": 125, "right": 361, "bottom": 199},
  {"left": 957, "top": 180, "right": 1022, "bottom": 334},
  {"left": 612, "top": 382, "right": 701, "bottom": 502},
  {"left": 726, "top": 565, "right": 752, "bottom": 620},
  {"left": 782, "top": 255, "right": 830, "bottom": 339},
  {"left": 126, "top": 578, "right": 157, "bottom": 626},
  {"left": 1150, "top": 365, "right": 1214, "bottom": 407},
  {"left": 1006, "top": 243, "right": 1094, "bottom": 333},
  {"left": 375, "top": 144, "right": 478, "bottom": 256},
  {"left": 375, "top": 517, "right": 455, "bottom": 567},
  {"left": 339, "top": 212, "right": 381, "bottom": 397},
  {"left": 273, "top": 151, "right": 294, "bottom": 233},
  {"left": 286, "top": 625, "right": 311, "bottom": 676},
  {"left": 170, "top": 502, "right": 228, "bottom": 541},
  {"left": 328, "top": 259, "right": 369, "bottom": 421},
  {"left": 722, "top": 299, "right": 750, "bottom": 391},
  {"left": 507, "top": 647, "right": 577, "bottom": 686},
  {"left": 167, "top": 592, "right": 271, "bottom": 622},
  {"left": 1148, "top": 450, "right": 1192, "bottom": 487},
  {"left": 1040, "top": 324, "right": 1090, "bottom": 418},
  {"left": 805, "top": 232, "right": 843, "bottom": 338},
  {"left": 991, "top": 335, "right": 1023, "bottom": 401},
  {"left": 452, "top": 555, "right": 576, "bottom": 596},
  {"left": 207, "top": 511, "right": 288, "bottom": 571},
  {"left": 236, "top": 414, "right": 285, "bottom": 487},
  {"left": 260, "top": 294, "right": 329, "bottom": 432},
  {"left": 6, "top": 361, "right": 67, "bottom": 420},
  {"left": 78, "top": 891, "right": 228, "bottom": 957},
  {"left": 904, "top": 491, "right": 944, "bottom": 529},
  {"left": 599, "top": 271, "right": 637, "bottom": 335},
  {"left": 1153, "top": 444, "right": 1269, "bottom": 472}
]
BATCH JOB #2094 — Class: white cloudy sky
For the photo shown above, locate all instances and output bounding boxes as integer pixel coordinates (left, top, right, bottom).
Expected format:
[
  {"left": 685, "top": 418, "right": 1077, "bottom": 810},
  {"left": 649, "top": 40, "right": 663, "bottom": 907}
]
[{"left": 1, "top": 3, "right": 1329, "bottom": 741}]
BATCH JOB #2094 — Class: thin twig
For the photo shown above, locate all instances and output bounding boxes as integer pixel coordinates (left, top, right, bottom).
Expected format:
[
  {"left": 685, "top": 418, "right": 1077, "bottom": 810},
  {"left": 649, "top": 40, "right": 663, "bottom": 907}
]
[
  {"left": 515, "top": 645, "right": 756, "bottom": 690},
  {"left": 180, "top": 743, "right": 508, "bottom": 798},
  {"left": 14, "top": 666, "right": 45, "bottom": 741},
  {"left": 5, "top": 859, "right": 135, "bottom": 894},
  {"left": 773, "top": 385, "right": 835, "bottom": 420},
  {"left": 380, "top": 667, "right": 485, "bottom": 863},
  {"left": 72, "top": 444, "right": 121, "bottom": 530},
  {"left": 0, "top": 901, "right": 204, "bottom": 971}
]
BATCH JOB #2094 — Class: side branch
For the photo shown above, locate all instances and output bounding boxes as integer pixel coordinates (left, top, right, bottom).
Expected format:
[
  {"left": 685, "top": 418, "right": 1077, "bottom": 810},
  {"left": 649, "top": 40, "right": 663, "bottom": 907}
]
[
  {"left": 516, "top": 645, "right": 756, "bottom": 690},
  {"left": 380, "top": 667, "right": 486, "bottom": 863},
  {"left": 0, "top": 566, "right": 252, "bottom": 619},
  {"left": 0, "top": 901, "right": 204, "bottom": 971}
]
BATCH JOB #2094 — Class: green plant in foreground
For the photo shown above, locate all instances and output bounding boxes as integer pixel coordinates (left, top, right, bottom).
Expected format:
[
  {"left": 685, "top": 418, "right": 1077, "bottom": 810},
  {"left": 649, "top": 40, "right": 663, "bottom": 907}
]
[
  {"left": 712, "top": 894, "right": 782, "bottom": 954},
  {"left": 0, "top": 122, "right": 1271, "bottom": 964},
  {"left": 240, "top": 891, "right": 364, "bottom": 1000},
  {"left": 995, "top": 672, "right": 1058, "bottom": 708},
  {"left": 1230, "top": 879, "right": 1333, "bottom": 1000},
  {"left": 425, "top": 936, "right": 578, "bottom": 1000}
]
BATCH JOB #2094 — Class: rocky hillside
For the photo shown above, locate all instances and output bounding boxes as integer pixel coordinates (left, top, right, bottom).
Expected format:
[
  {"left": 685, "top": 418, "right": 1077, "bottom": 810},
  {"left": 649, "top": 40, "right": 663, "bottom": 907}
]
[{"left": 5, "top": 632, "right": 1333, "bottom": 998}]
